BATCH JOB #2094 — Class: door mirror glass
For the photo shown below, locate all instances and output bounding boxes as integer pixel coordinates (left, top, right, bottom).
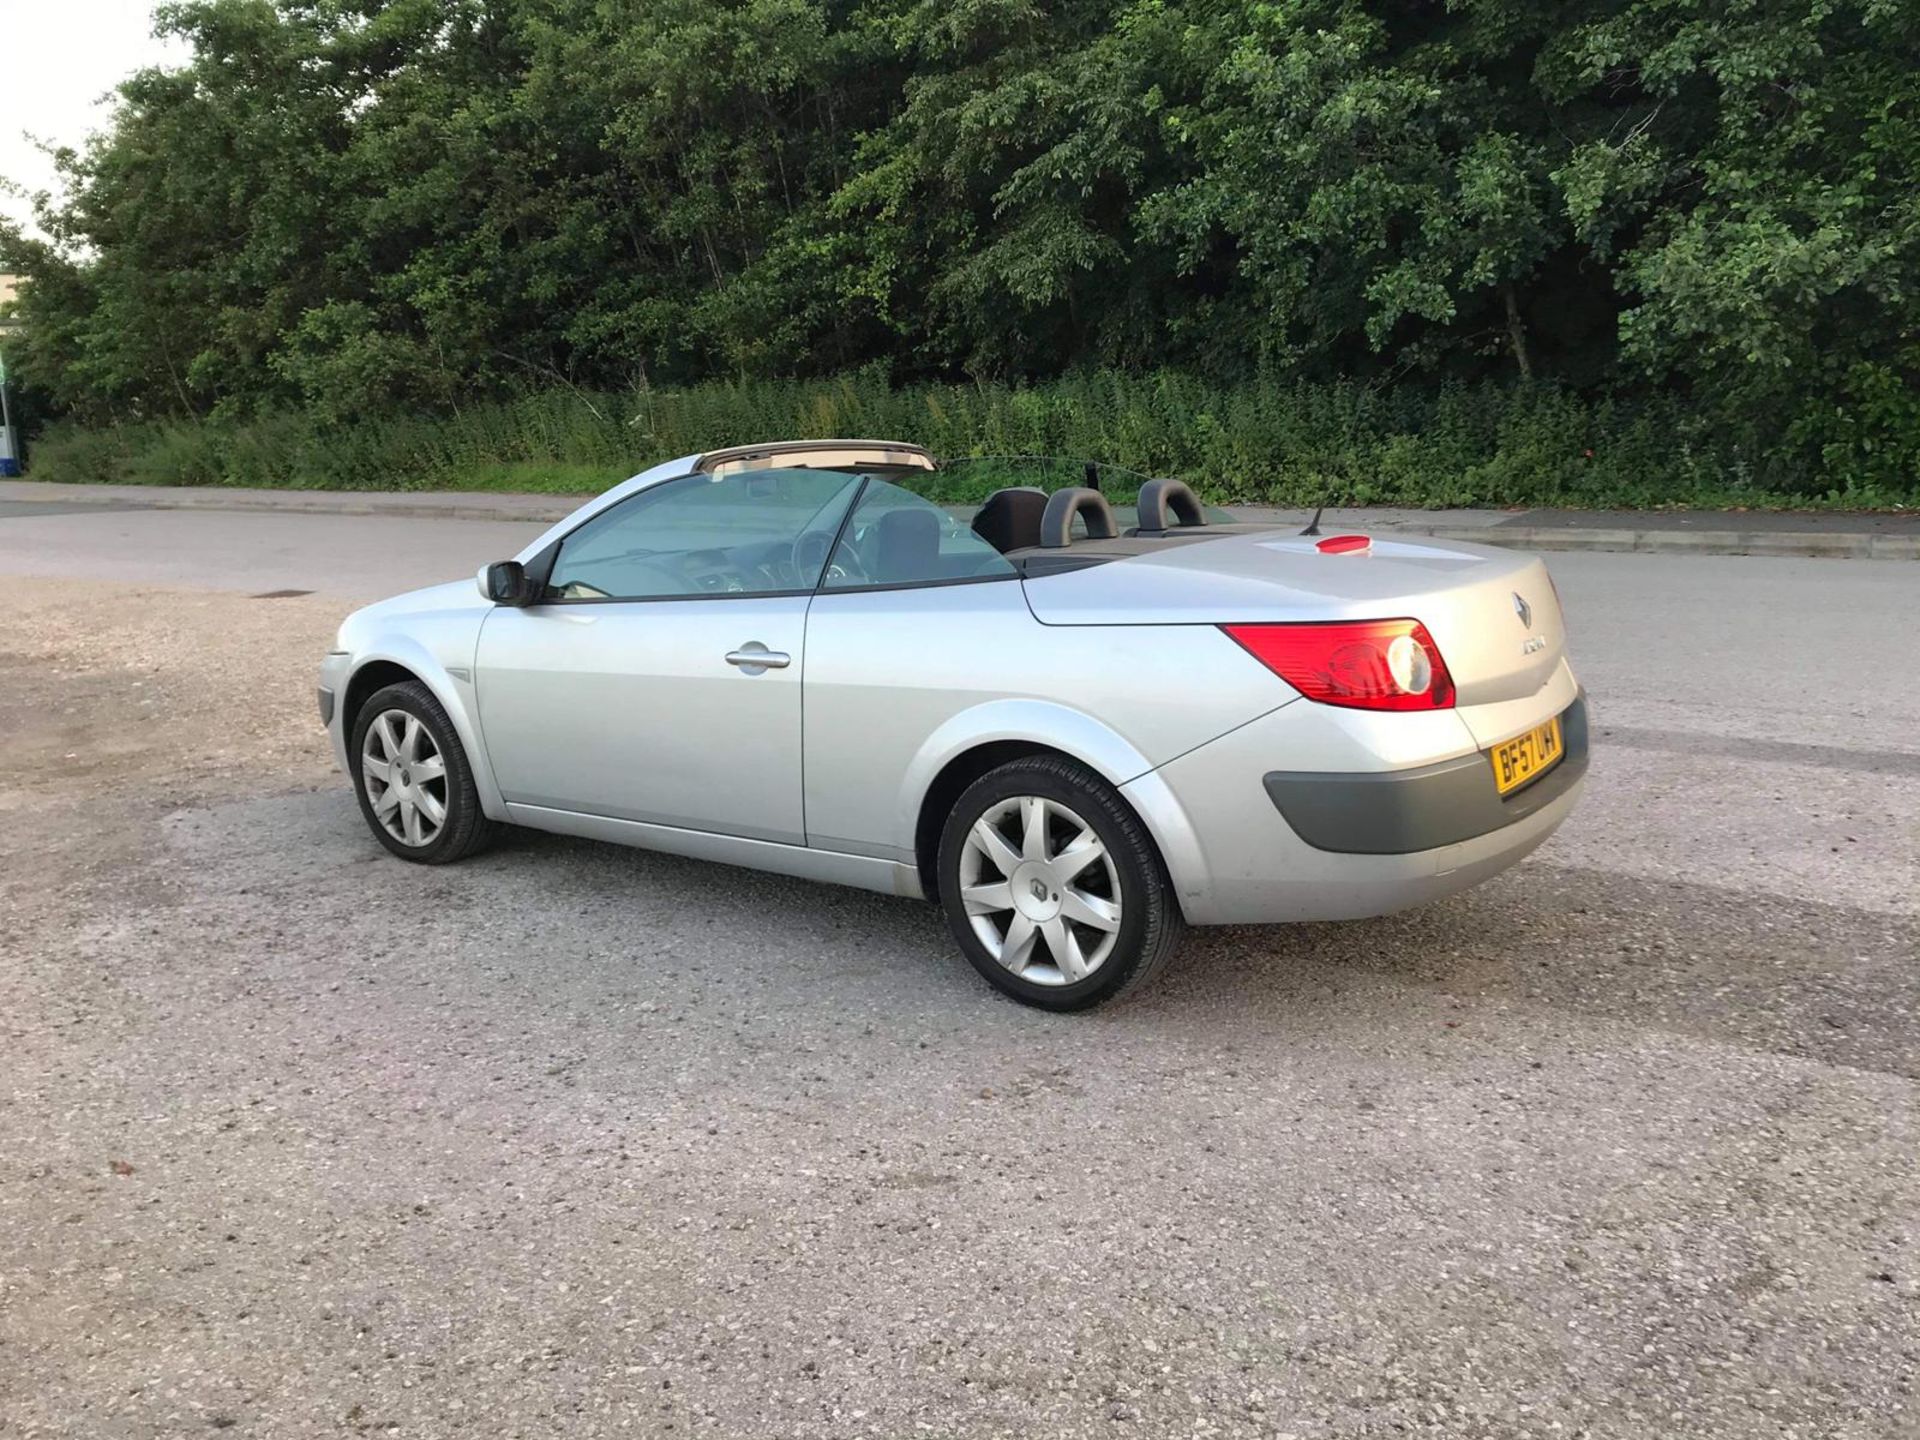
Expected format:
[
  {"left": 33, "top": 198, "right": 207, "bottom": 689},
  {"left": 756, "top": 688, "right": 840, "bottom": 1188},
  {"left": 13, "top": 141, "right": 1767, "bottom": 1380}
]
[{"left": 483, "top": 560, "right": 533, "bottom": 606}]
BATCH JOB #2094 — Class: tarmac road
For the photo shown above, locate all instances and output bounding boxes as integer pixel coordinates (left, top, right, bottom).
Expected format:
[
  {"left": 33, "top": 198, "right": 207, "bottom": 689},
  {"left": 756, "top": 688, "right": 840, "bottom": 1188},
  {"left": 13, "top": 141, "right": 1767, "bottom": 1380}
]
[{"left": 0, "top": 500, "right": 1914, "bottom": 1439}]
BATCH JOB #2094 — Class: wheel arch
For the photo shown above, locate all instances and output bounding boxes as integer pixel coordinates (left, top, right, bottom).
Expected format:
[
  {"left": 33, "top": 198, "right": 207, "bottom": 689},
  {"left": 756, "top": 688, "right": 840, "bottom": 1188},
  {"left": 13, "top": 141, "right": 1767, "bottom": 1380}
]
[
  {"left": 913, "top": 740, "right": 1077, "bottom": 900},
  {"left": 343, "top": 659, "right": 424, "bottom": 741},
  {"left": 902, "top": 700, "right": 1193, "bottom": 904}
]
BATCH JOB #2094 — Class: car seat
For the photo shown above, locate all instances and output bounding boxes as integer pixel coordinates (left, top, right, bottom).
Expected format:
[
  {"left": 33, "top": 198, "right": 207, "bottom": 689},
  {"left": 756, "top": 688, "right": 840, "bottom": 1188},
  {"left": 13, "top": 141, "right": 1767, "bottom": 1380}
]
[
  {"left": 970, "top": 487, "right": 1049, "bottom": 554},
  {"left": 872, "top": 506, "right": 942, "bottom": 583}
]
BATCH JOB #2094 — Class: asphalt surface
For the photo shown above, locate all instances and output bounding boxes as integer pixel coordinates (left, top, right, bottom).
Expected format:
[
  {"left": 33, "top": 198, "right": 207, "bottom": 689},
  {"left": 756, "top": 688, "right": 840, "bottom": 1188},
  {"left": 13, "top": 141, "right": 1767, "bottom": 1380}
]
[
  {"left": 1, "top": 502, "right": 1915, "bottom": 1439},
  {"left": 1494, "top": 507, "right": 1920, "bottom": 534}
]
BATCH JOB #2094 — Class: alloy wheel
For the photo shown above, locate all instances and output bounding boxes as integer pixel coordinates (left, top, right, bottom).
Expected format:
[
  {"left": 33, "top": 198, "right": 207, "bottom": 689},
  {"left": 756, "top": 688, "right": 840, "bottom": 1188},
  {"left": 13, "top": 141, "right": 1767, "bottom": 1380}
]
[
  {"left": 360, "top": 709, "right": 449, "bottom": 848},
  {"left": 958, "top": 795, "right": 1123, "bottom": 985}
]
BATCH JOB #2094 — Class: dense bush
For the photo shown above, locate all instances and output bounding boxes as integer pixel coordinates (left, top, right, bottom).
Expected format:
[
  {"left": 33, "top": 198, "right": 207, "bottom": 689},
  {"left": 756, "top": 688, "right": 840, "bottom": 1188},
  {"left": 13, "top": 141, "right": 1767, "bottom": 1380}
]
[
  {"left": 2, "top": 0, "right": 1917, "bottom": 500},
  {"left": 23, "top": 371, "right": 1883, "bottom": 508}
]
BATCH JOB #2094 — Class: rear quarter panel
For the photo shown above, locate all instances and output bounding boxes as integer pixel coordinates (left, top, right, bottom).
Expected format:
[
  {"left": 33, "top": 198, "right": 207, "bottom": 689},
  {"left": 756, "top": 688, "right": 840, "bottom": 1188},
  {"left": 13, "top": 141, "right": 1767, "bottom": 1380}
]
[
  {"left": 801, "top": 579, "right": 1294, "bottom": 860},
  {"left": 1023, "top": 533, "right": 1568, "bottom": 710}
]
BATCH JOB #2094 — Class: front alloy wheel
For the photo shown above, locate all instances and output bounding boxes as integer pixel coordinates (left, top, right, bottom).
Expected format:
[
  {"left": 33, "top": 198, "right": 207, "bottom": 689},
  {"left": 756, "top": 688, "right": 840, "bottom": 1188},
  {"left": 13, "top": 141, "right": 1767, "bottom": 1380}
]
[
  {"left": 362, "top": 709, "right": 449, "bottom": 848},
  {"left": 349, "top": 680, "right": 497, "bottom": 864},
  {"left": 938, "top": 756, "right": 1183, "bottom": 1010}
]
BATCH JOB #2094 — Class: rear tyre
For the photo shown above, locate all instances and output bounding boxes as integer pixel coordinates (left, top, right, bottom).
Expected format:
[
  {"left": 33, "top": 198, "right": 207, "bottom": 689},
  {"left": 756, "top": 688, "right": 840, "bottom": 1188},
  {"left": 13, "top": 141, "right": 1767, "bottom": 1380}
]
[
  {"left": 349, "top": 680, "right": 498, "bottom": 864},
  {"left": 936, "top": 756, "right": 1184, "bottom": 1010}
]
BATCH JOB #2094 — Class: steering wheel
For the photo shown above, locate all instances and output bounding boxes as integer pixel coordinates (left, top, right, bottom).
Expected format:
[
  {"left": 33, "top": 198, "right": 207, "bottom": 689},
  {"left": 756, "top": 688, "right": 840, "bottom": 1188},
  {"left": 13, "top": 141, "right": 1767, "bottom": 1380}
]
[{"left": 792, "top": 528, "right": 867, "bottom": 587}]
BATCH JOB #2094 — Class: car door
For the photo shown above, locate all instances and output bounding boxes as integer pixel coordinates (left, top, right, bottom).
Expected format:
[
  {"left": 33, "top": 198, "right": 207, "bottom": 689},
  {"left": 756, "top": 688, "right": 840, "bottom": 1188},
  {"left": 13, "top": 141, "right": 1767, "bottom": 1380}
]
[{"left": 475, "top": 468, "right": 862, "bottom": 845}]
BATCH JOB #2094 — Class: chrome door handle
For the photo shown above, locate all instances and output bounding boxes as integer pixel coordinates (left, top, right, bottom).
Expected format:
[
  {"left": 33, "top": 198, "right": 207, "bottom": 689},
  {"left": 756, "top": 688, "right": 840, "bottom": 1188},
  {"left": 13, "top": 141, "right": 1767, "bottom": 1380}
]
[{"left": 725, "top": 644, "right": 791, "bottom": 673}]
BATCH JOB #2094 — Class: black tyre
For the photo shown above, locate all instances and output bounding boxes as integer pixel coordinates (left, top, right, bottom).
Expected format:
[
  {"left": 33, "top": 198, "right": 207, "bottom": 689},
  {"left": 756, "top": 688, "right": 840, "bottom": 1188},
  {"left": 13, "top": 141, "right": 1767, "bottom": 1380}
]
[
  {"left": 936, "top": 755, "right": 1184, "bottom": 1010},
  {"left": 348, "top": 680, "right": 499, "bottom": 864}
]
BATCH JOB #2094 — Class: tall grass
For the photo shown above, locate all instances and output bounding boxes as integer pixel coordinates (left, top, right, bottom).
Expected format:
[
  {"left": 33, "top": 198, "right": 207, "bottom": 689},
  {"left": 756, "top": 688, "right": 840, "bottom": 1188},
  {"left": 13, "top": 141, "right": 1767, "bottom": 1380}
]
[{"left": 22, "top": 371, "right": 1898, "bottom": 507}]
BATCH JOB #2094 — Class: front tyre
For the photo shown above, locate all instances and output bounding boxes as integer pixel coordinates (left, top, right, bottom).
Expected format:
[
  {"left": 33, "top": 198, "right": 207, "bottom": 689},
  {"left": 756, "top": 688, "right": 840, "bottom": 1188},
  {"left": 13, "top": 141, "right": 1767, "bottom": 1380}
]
[
  {"left": 349, "top": 680, "right": 498, "bottom": 864},
  {"left": 937, "top": 756, "right": 1184, "bottom": 1010}
]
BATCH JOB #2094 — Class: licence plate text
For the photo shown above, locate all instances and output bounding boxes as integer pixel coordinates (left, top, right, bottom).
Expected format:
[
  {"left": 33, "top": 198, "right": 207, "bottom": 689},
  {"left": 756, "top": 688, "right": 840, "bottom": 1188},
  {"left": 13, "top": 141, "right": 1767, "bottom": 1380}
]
[{"left": 1490, "top": 715, "right": 1564, "bottom": 797}]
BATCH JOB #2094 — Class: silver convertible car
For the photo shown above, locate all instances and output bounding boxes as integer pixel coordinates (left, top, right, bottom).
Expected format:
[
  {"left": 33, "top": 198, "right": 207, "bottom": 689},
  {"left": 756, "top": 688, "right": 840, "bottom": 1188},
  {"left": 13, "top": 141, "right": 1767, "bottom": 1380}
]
[{"left": 319, "top": 440, "right": 1587, "bottom": 1009}]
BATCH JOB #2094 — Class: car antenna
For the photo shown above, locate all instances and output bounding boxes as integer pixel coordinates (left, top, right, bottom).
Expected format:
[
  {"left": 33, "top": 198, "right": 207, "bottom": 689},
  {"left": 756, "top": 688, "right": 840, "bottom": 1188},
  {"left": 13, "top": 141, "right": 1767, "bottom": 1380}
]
[{"left": 1299, "top": 502, "right": 1326, "bottom": 536}]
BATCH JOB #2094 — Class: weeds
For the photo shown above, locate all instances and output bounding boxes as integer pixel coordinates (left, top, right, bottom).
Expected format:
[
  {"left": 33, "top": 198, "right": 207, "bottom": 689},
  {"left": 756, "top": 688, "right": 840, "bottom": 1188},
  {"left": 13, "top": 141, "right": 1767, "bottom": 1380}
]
[{"left": 22, "top": 373, "right": 1906, "bottom": 507}]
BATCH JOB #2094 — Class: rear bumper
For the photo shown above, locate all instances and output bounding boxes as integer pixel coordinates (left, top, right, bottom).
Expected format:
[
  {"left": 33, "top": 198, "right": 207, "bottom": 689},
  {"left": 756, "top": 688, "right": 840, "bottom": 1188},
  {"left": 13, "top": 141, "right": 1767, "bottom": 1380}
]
[
  {"left": 1263, "top": 695, "right": 1589, "bottom": 854},
  {"left": 1121, "top": 673, "right": 1588, "bottom": 926}
]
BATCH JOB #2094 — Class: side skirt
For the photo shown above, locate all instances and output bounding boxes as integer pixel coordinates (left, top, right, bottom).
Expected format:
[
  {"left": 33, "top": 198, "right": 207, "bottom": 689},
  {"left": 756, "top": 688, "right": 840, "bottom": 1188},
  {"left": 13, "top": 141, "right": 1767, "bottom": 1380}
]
[{"left": 503, "top": 803, "right": 926, "bottom": 901}]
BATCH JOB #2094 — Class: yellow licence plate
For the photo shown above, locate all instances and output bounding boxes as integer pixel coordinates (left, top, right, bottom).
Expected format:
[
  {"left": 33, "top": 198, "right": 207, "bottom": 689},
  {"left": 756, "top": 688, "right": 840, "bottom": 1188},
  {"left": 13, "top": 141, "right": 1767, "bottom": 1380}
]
[{"left": 1489, "top": 715, "right": 1565, "bottom": 797}]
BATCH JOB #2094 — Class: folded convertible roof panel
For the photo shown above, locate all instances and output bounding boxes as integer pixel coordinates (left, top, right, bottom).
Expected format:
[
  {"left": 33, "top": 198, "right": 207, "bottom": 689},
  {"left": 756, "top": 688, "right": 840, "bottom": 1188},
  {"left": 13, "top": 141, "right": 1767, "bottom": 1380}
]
[{"left": 696, "top": 439, "right": 937, "bottom": 476}]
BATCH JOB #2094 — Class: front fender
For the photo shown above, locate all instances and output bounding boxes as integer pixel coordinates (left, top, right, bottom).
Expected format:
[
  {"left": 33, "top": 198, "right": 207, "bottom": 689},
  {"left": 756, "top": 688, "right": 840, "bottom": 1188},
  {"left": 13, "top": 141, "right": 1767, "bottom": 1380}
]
[{"left": 344, "top": 635, "right": 507, "bottom": 822}]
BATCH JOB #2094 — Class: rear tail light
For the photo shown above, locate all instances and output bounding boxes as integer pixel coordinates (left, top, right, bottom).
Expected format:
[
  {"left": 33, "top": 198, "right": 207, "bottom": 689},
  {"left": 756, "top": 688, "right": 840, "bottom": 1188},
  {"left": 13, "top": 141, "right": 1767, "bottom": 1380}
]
[{"left": 1221, "top": 619, "right": 1456, "bottom": 711}]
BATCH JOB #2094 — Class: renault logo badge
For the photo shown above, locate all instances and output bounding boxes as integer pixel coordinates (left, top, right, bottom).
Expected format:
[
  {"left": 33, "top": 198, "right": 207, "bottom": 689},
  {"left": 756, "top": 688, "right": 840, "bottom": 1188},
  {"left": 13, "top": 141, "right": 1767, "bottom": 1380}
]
[{"left": 1512, "top": 592, "right": 1533, "bottom": 628}]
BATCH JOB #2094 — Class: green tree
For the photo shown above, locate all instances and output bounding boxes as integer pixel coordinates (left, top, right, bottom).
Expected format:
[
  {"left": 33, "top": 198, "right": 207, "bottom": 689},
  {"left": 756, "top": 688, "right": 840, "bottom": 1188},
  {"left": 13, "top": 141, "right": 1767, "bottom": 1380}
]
[{"left": 2, "top": 0, "right": 1916, "bottom": 494}]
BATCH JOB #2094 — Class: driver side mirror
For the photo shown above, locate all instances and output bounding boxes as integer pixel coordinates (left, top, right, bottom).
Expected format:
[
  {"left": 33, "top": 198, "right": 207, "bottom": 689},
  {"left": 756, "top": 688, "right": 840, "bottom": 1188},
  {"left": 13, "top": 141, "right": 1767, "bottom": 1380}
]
[{"left": 478, "top": 560, "right": 535, "bottom": 607}]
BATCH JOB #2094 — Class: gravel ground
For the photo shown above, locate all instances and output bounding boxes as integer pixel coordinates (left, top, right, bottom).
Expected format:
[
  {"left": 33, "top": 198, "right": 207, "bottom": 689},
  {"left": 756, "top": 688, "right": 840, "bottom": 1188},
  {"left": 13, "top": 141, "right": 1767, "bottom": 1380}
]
[{"left": 1, "top": 558, "right": 1916, "bottom": 1440}]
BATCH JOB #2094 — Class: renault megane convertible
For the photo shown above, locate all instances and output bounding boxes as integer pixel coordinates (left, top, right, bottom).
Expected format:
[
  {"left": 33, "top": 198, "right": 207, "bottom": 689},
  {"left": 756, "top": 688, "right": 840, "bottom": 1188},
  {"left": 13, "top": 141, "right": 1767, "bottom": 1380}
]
[{"left": 319, "top": 440, "right": 1587, "bottom": 1009}]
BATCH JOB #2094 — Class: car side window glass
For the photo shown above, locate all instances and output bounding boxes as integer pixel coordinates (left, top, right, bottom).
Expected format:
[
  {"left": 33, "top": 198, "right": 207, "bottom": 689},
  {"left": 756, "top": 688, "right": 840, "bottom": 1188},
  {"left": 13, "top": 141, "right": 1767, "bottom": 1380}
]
[
  {"left": 822, "top": 479, "right": 1017, "bottom": 589},
  {"left": 545, "top": 469, "right": 862, "bottom": 600}
]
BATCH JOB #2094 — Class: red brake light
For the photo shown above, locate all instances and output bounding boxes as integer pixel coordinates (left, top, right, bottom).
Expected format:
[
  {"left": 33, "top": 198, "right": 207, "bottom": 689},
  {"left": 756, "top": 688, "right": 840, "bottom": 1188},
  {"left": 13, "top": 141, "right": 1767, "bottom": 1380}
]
[
  {"left": 1315, "top": 534, "right": 1372, "bottom": 554},
  {"left": 1221, "top": 619, "right": 1456, "bottom": 711}
]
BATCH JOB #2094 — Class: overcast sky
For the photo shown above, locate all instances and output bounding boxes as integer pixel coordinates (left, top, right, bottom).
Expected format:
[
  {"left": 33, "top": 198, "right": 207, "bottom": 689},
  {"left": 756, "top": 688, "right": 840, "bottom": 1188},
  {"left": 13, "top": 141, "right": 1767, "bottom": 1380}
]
[{"left": 1, "top": 0, "right": 189, "bottom": 237}]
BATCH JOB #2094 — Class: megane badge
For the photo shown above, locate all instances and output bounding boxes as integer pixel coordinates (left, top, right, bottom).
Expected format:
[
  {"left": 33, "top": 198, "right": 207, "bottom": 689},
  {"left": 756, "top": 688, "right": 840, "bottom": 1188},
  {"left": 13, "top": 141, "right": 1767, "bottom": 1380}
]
[{"left": 1512, "top": 592, "right": 1533, "bottom": 628}]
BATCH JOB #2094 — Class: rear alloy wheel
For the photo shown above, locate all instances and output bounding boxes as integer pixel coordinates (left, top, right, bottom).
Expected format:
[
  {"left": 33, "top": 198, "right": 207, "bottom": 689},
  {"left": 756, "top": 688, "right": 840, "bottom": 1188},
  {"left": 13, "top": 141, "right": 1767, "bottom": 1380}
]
[
  {"left": 938, "top": 756, "right": 1183, "bottom": 1010},
  {"left": 349, "top": 680, "right": 498, "bottom": 864}
]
